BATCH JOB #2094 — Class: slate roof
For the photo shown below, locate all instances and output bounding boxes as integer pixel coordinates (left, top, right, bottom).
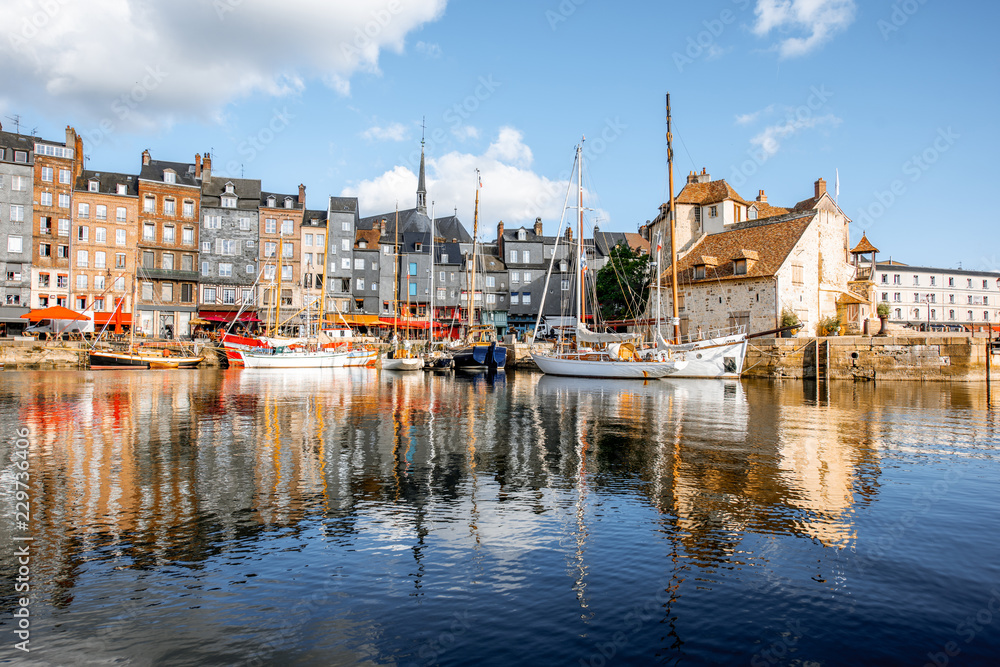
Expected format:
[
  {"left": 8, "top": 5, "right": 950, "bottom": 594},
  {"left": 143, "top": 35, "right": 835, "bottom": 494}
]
[
  {"left": 139, "top": 159, "right": 200, "bottom": 187},
  {"left": 303, "top": 208, "right": 328, "bottom": 226},
  {"left": 675, "top": 179, "right": 749, "bottom": 206},
  {"left": 0, "top": 131, "right": 34, "bottom": 158},
  {"left": 360, "top": 207, "right": 472, "bottom": 244},
  {"left": 261, "top": 191, "right": 303, "bottom": 210},
  {"left": 201, "top": 177, "right": 261, "bottom": 210},
  {"left": 479, "top": 253, "right": 507, "bottom": 272},
  {"left": 328, "top": 197, "right": 358, "bottom": 213},
  {"left": 75, "top": 170, "right": 139, "bottom": 196},
  {"left": 666, "top": 211, "right": 816, "bottom": 286}
]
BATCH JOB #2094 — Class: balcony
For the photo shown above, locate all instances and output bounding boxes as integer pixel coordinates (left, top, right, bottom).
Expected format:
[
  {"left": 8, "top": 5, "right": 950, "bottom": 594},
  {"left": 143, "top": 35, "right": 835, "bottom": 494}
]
[{"left": 139, "top": 268, "right": 200, "bottom": 281}]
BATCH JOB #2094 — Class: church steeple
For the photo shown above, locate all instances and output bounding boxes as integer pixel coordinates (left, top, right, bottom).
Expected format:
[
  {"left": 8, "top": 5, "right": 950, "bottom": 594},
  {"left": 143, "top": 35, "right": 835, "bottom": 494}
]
[{"left": 416, "top": 117, "right": 427, "bottom": 214}]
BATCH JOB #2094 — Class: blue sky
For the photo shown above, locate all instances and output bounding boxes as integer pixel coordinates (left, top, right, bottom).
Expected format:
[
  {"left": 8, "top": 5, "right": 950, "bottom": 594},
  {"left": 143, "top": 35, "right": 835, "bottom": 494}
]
[{"left": 2, "top": 0, "right": 997, "bottom": 270}]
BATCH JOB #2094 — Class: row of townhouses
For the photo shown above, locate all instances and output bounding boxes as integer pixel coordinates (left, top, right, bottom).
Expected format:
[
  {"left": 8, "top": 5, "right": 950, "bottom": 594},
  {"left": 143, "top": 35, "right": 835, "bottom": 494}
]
[{"left": 0, "top": 125, "right": 647, "bottom": 339}]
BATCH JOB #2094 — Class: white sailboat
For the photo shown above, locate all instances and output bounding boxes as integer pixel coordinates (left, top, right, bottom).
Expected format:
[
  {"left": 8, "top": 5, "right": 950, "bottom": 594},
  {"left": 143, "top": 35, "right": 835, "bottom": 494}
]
[
  {"left": 531, "top": 141, "right": 683, "bottom": 380},
  {"left": 650, "top": 93, "right": 748, "bottom": 378}
]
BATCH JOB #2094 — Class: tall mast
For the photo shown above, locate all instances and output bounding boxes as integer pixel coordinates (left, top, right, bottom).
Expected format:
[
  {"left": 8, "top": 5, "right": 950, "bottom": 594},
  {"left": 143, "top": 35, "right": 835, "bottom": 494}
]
[
  {"left": 429, "top": 200, "right": 435, "bottom": 345},
  {"left": 393, "top": 205, "right": 399, "bottom": 343},
  {"left": 272, "top": 235, "right": 284, "bottom": 337},
  {"left": 130, "top": 248, "right": 139, "bottom": 351},
  {"left": 318, "top": 225, "right": 327, "bottom": 332},
  {"left": 578, "top": 142, "right": 585, "bottom": 329},
  {"left": 666, "top": 94, "right": 680, "bottom": 344},
  {"left": 467, "top": 169, "right": 480, "bottom": 337}
]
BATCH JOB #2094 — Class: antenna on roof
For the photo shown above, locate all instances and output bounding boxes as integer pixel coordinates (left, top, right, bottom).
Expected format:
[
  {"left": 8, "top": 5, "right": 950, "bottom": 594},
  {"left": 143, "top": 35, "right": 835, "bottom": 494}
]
[{"left": 5, "top": 114, "right": 22, "bottom": 134}]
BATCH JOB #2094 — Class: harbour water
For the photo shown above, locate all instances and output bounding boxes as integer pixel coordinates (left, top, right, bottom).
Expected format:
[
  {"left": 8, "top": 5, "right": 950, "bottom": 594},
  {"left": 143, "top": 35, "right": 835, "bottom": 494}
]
[{"left": 1, "top": 369, "right": 999, "bottom": 665}]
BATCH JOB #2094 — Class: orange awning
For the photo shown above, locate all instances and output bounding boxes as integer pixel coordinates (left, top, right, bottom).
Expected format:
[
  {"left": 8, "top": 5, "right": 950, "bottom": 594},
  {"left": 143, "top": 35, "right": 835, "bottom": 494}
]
[
  {"left": 325, "top": 313, "right": 383, "bottom": 326},
  {"left": 94, "top": 311, "right": 133, "bottom": 326}
]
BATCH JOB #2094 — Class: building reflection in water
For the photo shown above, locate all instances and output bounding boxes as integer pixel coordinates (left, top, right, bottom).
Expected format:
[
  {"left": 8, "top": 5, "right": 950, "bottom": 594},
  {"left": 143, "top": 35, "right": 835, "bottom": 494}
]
[{"left": 3, "top": 368, "right": 910, "bottom": 619}]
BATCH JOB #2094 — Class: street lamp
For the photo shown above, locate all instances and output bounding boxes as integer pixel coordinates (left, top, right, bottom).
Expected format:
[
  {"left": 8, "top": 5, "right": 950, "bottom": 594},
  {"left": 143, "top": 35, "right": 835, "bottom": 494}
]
[{"left": 923, "top": 294, "right": 932, "bottom": 332}]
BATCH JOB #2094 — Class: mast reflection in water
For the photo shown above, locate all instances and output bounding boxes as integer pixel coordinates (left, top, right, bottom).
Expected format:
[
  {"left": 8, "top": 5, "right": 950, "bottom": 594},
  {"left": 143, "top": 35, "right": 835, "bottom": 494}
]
[{"left": 1, "top": 370, "right": 998, "bottom": 665}]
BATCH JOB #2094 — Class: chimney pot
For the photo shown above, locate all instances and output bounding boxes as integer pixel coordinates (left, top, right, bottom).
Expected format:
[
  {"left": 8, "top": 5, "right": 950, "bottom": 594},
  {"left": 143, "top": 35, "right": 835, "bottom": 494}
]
[
  {"left": 756, "top": 189, "right": 767, "bottom": 203},
  {"left": 496, "top": 220, "right": 504, "bottom": 240},
  {"left": 141, "top": 149, "right": 151, "bottom": 166},
  {"left": 298, "top": 183, "right": 306, "bottom": 207},
  {"left": 534, "top": 217, "right": 543, "bottom": 235}
]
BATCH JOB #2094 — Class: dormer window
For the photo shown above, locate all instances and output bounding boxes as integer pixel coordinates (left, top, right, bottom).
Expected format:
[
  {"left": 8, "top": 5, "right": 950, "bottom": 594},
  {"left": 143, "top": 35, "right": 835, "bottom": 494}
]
[
  {"left": 267, "top": 196, "right": 276, "bottom": 207},
  {"left": 225, "top": 182, "right": 235, "bottom": 194},
  {"left": 559, "top": 261, "right": 568, "bottom": 272},
  {"left": 221, "top": 195, "right": 237, "bottom": 208},
  {"left": 748, "top": 207, "right": 758, "bottom": 220},
  {"left": 694, "top": 265, "right": 706, "bottom": 280},
  {"left": 284, "top": 197, "right": 293, "bottom": 209},
  {"left": 116, "top": 184, "right": 127, "bottom": 195},
  {"left": 415, "top": 242, "right": 422, "bottom": 252},
  {"left": 733, "top": 259, "right": 747, "bottom": 275},
  {"left": 517, "top": 229, "right": 526, "bottom": 240},
  {"left": 732, "top": 249, "right": 757, "bottom": 276},
  {"left": 358, "top": 240, "right": 367, "bottom": 249},
  {"left": 164, "top": 170, "right": 176, "bottom": 184},
  {"left": 88, "top": 180, "right": 99, "bottom": 192},
  {"left": 441, "top": 253, "right": 448, "bottom": 263}
]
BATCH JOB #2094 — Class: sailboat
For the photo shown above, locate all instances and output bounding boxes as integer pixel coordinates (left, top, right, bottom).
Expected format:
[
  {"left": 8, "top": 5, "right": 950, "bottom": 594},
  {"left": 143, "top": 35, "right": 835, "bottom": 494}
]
[
  {"left": 649, "top": 94, "right": 749, "bottom": 378},
  {"left": 422, "top": 200, "right": 454, "bottom": 370},
  {"left": 240, "top": 234, "right": 378, "bottom": 369},
  {"left": 452, "top": 169, "right": 507, "bottom": 372},
  {"left": 530, "top": 141, "right": 682, "bottom": 380},
  {"left": 89, "top": 258, "right": 204, "bottom": 368},
  {"left": 382, "top": 206, "right": 424, "bottom": 371}
]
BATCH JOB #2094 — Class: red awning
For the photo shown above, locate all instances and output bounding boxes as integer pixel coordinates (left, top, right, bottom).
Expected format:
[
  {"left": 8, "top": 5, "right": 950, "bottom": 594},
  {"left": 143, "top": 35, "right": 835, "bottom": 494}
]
[
  {"left": 200, "top": 311, "right": 261, "bottom": 323},
  {"left": 94, "top": 311, "right": 133, "bottom": 326},
  {"left": 21, "top": 305, "right": 90, "bottom": 322},
  {"left": 378, "top": 318, "right": 431, "bottom": 329}
]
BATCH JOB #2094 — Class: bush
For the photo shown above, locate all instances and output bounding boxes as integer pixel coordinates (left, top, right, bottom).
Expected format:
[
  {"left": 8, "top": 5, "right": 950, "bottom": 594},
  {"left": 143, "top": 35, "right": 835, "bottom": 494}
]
[
  {"left": 818, "top": 315, "right": 841, "bottom": 336},
  {"left": 876, "top": 301, "right": 891, "bottom": 318},
  {"left": 780, "top": 307, "right": 801, "bottom": 329}
]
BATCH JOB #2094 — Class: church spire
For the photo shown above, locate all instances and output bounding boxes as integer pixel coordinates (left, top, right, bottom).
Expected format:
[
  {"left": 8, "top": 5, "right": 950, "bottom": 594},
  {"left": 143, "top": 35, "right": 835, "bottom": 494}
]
[{"left": 416, "top": 117, "right": 427, "bottom": 214}]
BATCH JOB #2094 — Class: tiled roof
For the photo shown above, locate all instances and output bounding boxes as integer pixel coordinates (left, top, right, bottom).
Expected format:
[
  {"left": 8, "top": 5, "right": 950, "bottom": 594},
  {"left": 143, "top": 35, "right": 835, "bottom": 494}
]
[
  {"left": 749, "top": 201, "right": 790, "bottom": 218},
  {"left": 354, "top": 226, "right": 380, "bottom": 248},
  {"left": 850, "top": 233, "right": 879, "bottom": 254},
  {"left": 675, "top": 179, "right": 749, "bottom": 206},
  {"left": 666, "top": 212, "right": 815, "bottom": 285},
  {"left": 622, "top": 232, "right": 650, "bottom": 254},
  {"left": 792, "top": 195, "right": 819, "bottom": 211}
]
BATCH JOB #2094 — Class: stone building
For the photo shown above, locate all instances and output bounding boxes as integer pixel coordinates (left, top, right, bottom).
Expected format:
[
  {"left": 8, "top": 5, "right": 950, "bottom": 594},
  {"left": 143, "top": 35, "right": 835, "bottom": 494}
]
[
  {"left": 71, "top": 170, "right": 139, "bottom": 331},
  {"left": 199, "top": 167, "right": 261, "bottom": 326},
  {"left": 136, "top": 149, "right": 201, "bottom": 338},
  {"left": 0, "top": 124, "right": 35, "bottom": 327},
  {"left": 258, "top": 187, "right": 305, "bottom": 332},
  {"left": 33, "top": 126, "right": 84, "bottom": 310},
  {"left": 325, "top": 196, "right": 359, "bottom": 318},
  {"left": 497, "top": 218, "right": 574, "bottom": 333},
  {"left": 649, "top": 174, "right": 857, "bottom": 337}
]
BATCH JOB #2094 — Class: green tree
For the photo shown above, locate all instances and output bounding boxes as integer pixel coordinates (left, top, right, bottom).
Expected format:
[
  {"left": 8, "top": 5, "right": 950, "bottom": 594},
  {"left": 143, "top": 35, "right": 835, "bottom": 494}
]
[{"left": 594, "top": 243, "right": 651, "bottom": 322}]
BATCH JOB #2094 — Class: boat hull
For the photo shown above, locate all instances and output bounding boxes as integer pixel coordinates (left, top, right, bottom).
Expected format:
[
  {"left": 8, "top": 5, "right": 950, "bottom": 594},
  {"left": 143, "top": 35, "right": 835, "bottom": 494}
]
[
  {"left": 660, "top": 335, "right": 748, "bottom": 378},
  {"left": 382, "top": 356, "right": 424, "bottom": 371},
  {"left": 241, "top": 349, "right": 375, "bottom": 369},
  {"left": 89, "top": 351, "right": 203, "bottom": 369},
  {"left": 531, "top": 352, "right": 680, "bottom": 379},
  {"left": 453, "top": 342, "right": 507, "bottom": 370}
]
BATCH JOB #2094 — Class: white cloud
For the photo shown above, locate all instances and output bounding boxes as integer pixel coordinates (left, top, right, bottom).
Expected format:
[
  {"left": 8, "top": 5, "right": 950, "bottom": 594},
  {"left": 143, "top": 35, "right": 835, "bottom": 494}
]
[
  {"left": 362, "top": 122, "right": 409, "bottom": 142},
  {"left": 750, "top": 113, "right": 841, "bottom": 156},
  {"left": 752, "top": 0, "right": 856, "bottom": 58},
  {"left": 415, "top": 41, "right": 442, "bottom": 58},
  {"left": 0, "top": 0, "right": 447, "bottom": 130},
  {"left": 735, "top": 105, "right": 775, "bottom": 125},
  {"left": 342, "top": 127, "right": 582, "bottom": 236},
  {"left": 452, "top": 125, "right": 480, "bottom": 141}
]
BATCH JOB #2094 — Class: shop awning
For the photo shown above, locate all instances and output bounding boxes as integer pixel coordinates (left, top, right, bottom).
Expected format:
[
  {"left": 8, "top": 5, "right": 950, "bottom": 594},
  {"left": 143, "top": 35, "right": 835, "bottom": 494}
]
[
  {"left": 199, "top": 310, "right": 262, "bottom": 323},
  {"left": 326, "top": 313, "right": 383, "bottom": 326},
  {"left": 378, "top": 317, "right": 431, "bottom": 330},
  {"left": 94, "top": 311, "right": 133, "bottom": 326},
  {"left": 0, "top": 305, "right": 29, "bottom": 323}
]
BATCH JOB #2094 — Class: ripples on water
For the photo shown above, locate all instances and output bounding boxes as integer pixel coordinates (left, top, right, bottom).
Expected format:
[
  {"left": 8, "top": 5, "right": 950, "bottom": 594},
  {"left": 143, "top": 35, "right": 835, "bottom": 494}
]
[{"left": 1, "top": 370, "right": 999, "bottom": 665}]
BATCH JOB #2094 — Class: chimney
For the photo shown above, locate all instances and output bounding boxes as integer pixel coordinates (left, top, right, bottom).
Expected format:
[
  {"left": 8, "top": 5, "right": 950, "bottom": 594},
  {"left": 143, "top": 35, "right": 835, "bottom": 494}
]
[
  {"left": 756, "top": 189, "right": 767, "bottom": 203},
  {"left": 496, "top": 220, "right": 504, "bottom": 240},
  {"left": 203, "top": 153, "right": 212, "bottom": 182},
  {"left": 815, "top": 177, "right": 826, "bottom": 198},
  {"left": 534, "top": 217, "right": 543, "bottom": 236},
  {"left": 686, "top": 170, "right": 698, "bottom": 185},
  {"left": 697, "top": 167, "right": 711, "bottom": 184},
  {"left": 195, "top": 153, "right": 202, "bottom": 178},
  {"left": 141, "top": 149, "right": 151, "bottom": 166},
  {"left": 298, "top": 183, "right": 306, "bottom": 208},
  {"left": 565, "top": 226, "right": 573, "bottom": 241},
  {"left": 74, "top": 131, "right": 83, "bottom": 179}
]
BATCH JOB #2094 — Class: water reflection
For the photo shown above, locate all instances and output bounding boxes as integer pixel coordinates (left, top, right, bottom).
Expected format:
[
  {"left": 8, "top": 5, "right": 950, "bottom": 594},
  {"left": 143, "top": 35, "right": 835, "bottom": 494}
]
[{"left": 1, "top": 370, "right": 996, "bottom": 664}]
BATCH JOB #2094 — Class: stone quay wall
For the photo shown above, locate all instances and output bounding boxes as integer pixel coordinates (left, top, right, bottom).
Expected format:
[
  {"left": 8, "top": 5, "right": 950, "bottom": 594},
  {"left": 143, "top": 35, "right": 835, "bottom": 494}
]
[{"left": 743, "top": 334, "right": 997, "bottom": 381}]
